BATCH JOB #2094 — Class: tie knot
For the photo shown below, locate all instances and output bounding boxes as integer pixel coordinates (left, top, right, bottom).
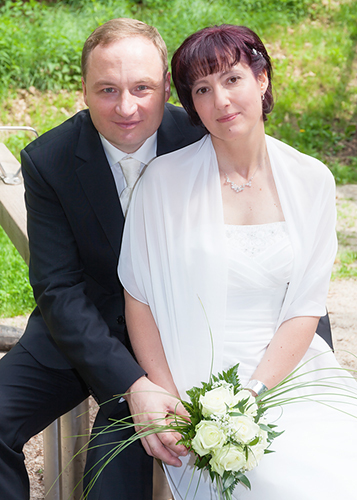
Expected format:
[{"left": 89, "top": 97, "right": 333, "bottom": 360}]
[{"left": 120, "top": 157, "right": 142, "bottom": 189}]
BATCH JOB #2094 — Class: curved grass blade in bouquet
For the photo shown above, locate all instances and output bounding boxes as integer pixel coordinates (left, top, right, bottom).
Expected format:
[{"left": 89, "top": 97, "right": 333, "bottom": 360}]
[{"left": 258, "top": 351, "right": 357, "bottom": 418}]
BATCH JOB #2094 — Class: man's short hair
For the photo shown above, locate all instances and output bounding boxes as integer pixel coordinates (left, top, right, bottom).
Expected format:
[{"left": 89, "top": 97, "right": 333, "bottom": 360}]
[{"left": 81, "top": 17, "right": 168, "bottom": 81}]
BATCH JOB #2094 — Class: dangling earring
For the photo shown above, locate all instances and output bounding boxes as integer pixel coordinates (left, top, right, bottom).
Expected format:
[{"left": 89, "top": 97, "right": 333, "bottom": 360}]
[{"left": 261, "top": 93, "right": 265, "bottom": 101}]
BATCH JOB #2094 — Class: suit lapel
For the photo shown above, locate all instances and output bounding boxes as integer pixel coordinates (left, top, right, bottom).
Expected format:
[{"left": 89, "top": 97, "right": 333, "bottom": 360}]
[{"left": 75, "top": 112, "right": 124, "bottom": 257}]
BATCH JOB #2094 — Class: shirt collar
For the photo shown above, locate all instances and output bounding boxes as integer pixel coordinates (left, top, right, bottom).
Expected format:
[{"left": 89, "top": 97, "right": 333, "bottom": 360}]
[{"left": 99, "top": 132, "right": 157, "bottom": 167}]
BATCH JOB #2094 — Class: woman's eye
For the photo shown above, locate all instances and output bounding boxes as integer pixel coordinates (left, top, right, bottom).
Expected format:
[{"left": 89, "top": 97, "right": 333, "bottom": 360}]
[
  {"left": 196, "top": 87, "right": 208, "bottom": 95},
  {"left": 229, "top": 76, "right": 238, "bottom": 84}
]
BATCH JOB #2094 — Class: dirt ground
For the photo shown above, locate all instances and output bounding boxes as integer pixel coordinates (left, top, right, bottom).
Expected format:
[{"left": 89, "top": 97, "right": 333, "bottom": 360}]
[{"left": 0, "top": 184, "right": 356, "bottom": 499}]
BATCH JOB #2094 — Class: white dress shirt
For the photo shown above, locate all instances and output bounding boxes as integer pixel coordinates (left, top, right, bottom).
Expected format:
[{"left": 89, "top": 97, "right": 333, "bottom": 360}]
[{"left": 99, "top": 132, "right": 157, "bottom": 211}]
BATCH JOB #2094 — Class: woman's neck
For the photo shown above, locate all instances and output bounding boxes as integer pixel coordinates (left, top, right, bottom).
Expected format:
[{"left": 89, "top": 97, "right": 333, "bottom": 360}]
[{"left": 211, "top": 130, "right": 267, "bottom": 179}]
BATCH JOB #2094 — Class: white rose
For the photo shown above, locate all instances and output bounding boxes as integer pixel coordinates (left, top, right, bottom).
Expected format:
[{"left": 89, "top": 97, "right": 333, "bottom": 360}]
[
  {"left": 246, "top": 445, "right": 265, "bottom": 471},
  {"left": 232, "top": 389, "right": 258, "bottom": 416},
  {"left": 258, "top": 427, "right": 268, "bottom": 448},
  {"left": 191, "top": 420, "right": 227, "bottom": 456},
  {"left": 210, "top": 445, "right": 246, "bottom": 477},
  {"left": 200, "top": 386, "right": 233, "bottom": 417},
  {"left": 231, "top": 414, "right": 260, "bottom": 444},
  {"left": 245, "top": 428, "right": 269, "bottom": 471}
]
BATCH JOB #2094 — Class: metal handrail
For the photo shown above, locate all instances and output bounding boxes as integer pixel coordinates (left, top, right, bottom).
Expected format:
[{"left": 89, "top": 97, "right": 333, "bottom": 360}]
[{"left": 0, "top": 126, "right": 38, "bottom": 185}]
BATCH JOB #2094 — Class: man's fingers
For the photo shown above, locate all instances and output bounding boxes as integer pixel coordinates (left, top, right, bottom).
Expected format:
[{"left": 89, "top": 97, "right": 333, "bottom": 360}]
[
  {"left": 125, "top": 377, "right": 190, "bottom": 465},
  {"left": 143, "top": 433, "right": 183, "bottom": 467}
]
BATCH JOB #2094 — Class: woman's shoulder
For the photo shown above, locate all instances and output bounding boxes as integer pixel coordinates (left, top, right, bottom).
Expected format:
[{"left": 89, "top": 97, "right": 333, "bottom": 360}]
[
  {"left": 144, "top": 134, "right": 210, "bottom": 180},
  {"left": 266, "top": 135, "right": 335, "bottom": 185}
]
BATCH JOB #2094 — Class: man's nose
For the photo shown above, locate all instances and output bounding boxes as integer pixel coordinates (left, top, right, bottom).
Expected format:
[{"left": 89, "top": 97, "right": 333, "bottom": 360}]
[{"left": 115, "top": 90, "right": 137, "bottom": 117}]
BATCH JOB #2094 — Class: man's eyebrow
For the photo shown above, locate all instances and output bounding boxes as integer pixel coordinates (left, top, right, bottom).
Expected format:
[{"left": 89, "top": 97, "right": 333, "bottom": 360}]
[{"left": 92, "top": 77, "right": 161, "bottom": 88}]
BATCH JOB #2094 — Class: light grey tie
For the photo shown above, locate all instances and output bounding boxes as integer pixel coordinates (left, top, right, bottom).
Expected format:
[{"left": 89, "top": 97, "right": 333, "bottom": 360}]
[{"left": 119, "top": 157, "right": 142, "bottom": 216}]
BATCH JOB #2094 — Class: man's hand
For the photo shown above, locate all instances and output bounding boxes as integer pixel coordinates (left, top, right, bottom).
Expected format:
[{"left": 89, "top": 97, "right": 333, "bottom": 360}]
[{"left": 124, "top": 376, "right": 188, "bottom": 467}]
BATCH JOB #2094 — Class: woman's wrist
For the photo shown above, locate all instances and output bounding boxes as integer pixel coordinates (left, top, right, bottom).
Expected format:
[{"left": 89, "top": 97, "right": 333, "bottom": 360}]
[{"left": 245, "top": 379, "right": 268, "bottom": 397}]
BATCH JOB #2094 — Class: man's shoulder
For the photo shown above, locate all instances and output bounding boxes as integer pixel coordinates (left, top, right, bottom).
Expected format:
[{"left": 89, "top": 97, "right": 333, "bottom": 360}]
[
  {"left": 24, "top": 109, "right": 92, "bottom": 156},
  {"left": 163, "top": 102, "right": 201, "bottom": 131},
  {"left": 163, "top": 102, "right": 189, "bottom": 119},
  {"left": 158, "top": 103, "right": 206, "bottom": 155}
]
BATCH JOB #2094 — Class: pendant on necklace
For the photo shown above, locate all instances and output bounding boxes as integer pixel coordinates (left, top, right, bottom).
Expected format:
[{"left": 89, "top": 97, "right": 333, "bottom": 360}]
[{"left": 224, "top": 172, "right": 254, "bottom": 193}]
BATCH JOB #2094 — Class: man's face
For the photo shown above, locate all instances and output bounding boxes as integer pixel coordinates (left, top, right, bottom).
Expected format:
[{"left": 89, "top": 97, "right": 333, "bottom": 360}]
[{"left": 82, "top": 36, "right": 170, "bottom": 154}]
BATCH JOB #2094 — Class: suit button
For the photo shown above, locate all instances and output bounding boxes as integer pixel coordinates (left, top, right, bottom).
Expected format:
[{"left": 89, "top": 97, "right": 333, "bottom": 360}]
[{"left": 117, "top": 315, "right": 125, "bottom": 325}]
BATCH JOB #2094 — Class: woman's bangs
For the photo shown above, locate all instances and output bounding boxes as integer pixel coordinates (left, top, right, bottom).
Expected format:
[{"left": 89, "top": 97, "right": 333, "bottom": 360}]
[{"left": 188, "top": 42, "right": 241, "bottom": 85}]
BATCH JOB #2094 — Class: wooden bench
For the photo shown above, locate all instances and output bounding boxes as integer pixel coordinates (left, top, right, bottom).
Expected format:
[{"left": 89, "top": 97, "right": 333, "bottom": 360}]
[{"left": 0, "top": 137, "right": 89, "bottom": 500}]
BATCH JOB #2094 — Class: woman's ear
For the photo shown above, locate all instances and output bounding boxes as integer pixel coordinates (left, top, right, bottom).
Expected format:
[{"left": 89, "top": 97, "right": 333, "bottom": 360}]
[{"left": 258, "top": 69, "right": 269, "bottom": 94}]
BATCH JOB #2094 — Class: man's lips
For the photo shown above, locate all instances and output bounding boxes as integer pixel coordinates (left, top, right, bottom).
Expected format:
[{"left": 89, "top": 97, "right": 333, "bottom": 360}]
[
  {"left": 217, "top": 113, "right": 239, "bottom": 123},
  {"left": 114, "top": 120, "right": 142, "bottom": 130}
]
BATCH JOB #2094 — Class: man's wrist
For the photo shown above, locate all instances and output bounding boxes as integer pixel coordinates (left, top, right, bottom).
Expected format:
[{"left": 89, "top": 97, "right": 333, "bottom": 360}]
[{"left": 124, "top": 375, "right": 148, "bottom": 401}]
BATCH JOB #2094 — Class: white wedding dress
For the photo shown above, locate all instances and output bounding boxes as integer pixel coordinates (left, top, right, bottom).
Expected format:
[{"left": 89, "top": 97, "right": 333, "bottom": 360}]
[{"left": 164, "top": 222, "right": 357, "bottom": 500}]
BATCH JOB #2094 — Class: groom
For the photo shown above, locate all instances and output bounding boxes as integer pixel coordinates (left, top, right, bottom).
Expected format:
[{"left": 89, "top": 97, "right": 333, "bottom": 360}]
[{"left": 0, "top": 18, "right": 204, "bottom": 500}]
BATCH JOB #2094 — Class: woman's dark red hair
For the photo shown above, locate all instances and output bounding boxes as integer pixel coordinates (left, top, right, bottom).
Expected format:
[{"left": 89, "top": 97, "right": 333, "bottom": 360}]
[{"left": 171, "top": 25, "right": 274, "bottom": 125}]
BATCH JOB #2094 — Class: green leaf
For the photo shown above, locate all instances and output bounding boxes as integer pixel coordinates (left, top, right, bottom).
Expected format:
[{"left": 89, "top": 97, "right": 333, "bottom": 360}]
[{"left": 236, "top": 472, "right": 251, "bottom": 490}]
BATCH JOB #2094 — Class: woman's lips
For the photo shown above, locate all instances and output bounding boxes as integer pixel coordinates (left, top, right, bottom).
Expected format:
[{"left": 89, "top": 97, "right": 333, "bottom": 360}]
[{"left": 217, "top": 113, "right": 239, "bottom": 123}]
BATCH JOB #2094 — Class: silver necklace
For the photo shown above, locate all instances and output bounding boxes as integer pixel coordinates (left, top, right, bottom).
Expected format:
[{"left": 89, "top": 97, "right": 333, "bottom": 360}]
[{"left": 223, "top": 166, "right": 259, "bottom": 194}]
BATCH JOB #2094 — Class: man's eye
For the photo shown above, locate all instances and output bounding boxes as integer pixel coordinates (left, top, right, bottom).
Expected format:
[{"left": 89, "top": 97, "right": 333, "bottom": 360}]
[
  {"left": 103, "top": 88, "right": 115, "bottom": 94},
  {"left": 136, "top": 85, "right": 148, "bottom": 91}
]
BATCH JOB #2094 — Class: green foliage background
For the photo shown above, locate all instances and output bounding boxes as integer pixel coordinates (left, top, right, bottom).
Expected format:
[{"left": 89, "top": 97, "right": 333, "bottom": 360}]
[
  {"left": 0, "top": 0, "right": 322, "bottom": 91},
  {"left": 0, "top": 0, "right": 356, "bottom": 316}
]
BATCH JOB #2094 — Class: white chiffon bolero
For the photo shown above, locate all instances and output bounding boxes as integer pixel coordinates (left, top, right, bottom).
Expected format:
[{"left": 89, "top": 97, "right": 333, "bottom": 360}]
[{"left": 119, "top": 134, "right": 337, "bottom": 398}]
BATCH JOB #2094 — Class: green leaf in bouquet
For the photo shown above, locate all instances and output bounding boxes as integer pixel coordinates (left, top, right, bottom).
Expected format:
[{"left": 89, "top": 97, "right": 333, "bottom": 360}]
[
  {"left": 258, "top": 423, "right": 272, "bottom": 432},
  {"left": 236, "top": 471, "right": 251, "bottom": 490},
  {"left": 247, "top": 436, "right": 260, "bottom": 447},
  {"left": 211, "top": 363, "right": 241, "bottom": 389},
  {"left": 268, "top": 429, "right": 285, "bottom": 440},
  {"left": 186, "top": 384, "right": 203, "bottom": 403},
  {"left": 222, "top": 471, "right": 236, "bottom": 491},
  {"left": 223, "top": 363, "right": 241, "bottom": 388},
  {"left": 231, "top": 396, "right": 251, "bottom": 413},
  {"left": 195, "top": 453, "right": 211, "bottom": 470}
]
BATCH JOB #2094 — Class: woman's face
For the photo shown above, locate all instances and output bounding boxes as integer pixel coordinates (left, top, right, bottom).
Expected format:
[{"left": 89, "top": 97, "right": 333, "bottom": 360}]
[{"left": 191, "top": 62, "right": 268, "bottom": 144}]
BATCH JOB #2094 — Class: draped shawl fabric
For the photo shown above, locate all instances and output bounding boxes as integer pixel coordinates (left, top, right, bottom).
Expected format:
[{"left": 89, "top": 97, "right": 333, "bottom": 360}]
[{"left": 119, "top": 135, "right": 337, "bottom": 398}]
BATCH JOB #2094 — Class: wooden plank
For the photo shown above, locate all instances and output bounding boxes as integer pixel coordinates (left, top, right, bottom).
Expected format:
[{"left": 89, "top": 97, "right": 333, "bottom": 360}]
[
  {"left": 0, "top": 325, "right": 23, "bottom": 351},
  {"left": 0, "top": 143, "right": 29, "bottom": 264}
]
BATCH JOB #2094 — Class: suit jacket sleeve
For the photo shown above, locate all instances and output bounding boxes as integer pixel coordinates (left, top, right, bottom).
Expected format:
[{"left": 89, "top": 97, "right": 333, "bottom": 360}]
[{"left": 21, "top": 113, "right": 145, "bottom": 417}]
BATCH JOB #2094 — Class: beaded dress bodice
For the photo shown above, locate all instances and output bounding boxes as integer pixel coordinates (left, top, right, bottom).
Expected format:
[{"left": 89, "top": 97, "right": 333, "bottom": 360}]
[{"left": 223, "top": 221, "right": 293, "bottom": 383}]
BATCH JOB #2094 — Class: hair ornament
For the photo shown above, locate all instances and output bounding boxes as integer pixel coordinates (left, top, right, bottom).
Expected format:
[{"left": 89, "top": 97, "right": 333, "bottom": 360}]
[{"left": 252, "top": 48, "right": 263, "bottom": 58}]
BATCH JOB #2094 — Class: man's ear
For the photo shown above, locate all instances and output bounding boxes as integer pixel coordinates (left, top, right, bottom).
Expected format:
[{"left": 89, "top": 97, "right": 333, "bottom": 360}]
[
  {"left": 81, "top": 77, "right": 88, "bottom": 107},
  {"left": 164, "top": 72, "right": 171, "bottom": 103}
]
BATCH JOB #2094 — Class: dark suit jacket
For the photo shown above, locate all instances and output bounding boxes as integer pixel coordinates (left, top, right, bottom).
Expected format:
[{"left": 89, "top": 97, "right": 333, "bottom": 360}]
[{"left": 20, "top": 104, "right": 205, "bottom": 417}]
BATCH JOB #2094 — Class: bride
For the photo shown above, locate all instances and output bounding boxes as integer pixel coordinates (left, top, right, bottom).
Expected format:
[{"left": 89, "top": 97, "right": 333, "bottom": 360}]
[{"left": 119, "top": 25, "right": 357, "bottom": 499}]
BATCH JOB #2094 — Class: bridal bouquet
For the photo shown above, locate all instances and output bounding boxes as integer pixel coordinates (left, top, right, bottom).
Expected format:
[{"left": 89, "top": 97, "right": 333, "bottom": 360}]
[
  {"left": 174, "top": 364, "right": 282, "bottom": 499},
  {"left": 83, "top": 363, "right": 282, "bottom": 500},
  {"left": 81, "top": 354, "right": 356, "bottom": 500}
]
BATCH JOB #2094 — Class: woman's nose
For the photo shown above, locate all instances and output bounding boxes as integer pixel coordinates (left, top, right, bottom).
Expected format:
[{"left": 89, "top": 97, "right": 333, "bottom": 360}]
[{"left": 214, "top": 87, "right": 230, "bottom": 110}]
